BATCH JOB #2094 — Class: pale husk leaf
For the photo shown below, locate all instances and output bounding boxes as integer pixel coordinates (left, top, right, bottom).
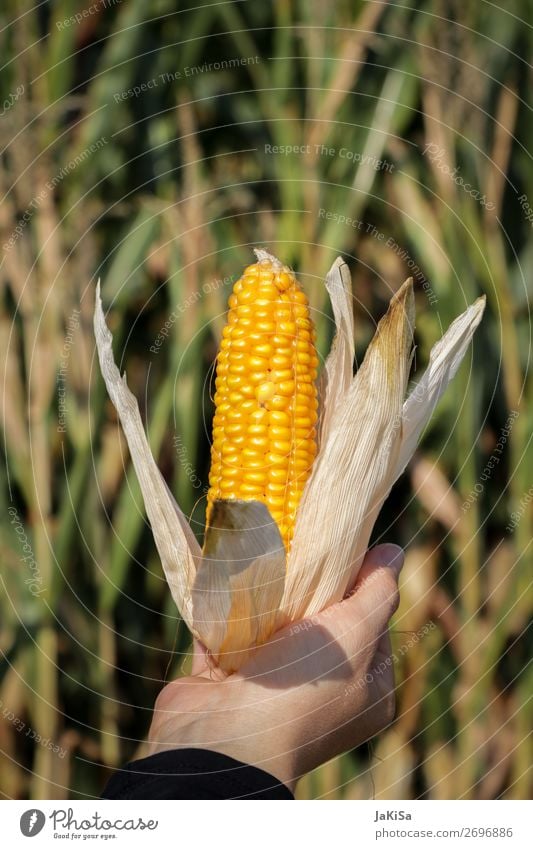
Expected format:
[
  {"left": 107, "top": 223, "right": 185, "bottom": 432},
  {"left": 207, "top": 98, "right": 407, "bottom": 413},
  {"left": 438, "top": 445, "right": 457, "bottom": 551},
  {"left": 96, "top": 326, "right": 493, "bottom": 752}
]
[
  {"left": 392, "top": 296, "right": 486, "bottom": 481},
  {"left": 282, "top": 279, "right": 415, "bottom": 622},
  {"left": 317, "top": 257, "right": 356, "bottom": 445},
  {"left": 194, "top": 500, "right": 286, "bottom": 671},
  {"left": 93, "top": 282, "right": 199, "bottom": 629}
]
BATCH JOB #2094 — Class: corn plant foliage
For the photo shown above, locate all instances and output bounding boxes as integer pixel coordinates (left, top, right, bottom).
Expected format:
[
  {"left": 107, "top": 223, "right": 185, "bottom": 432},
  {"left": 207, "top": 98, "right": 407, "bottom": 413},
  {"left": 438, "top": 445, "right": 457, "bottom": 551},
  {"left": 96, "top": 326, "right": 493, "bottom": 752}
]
[{"left": 0, "top": 0, "right": 531, "bottom": 799}]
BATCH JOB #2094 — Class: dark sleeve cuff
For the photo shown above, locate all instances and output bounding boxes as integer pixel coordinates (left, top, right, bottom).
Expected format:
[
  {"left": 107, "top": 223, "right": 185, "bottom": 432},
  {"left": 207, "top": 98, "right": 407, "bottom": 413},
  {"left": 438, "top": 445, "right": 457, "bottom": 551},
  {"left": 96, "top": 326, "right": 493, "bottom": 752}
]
[{"left": 101, "top": 748, "right": 294, "bottom": 800}]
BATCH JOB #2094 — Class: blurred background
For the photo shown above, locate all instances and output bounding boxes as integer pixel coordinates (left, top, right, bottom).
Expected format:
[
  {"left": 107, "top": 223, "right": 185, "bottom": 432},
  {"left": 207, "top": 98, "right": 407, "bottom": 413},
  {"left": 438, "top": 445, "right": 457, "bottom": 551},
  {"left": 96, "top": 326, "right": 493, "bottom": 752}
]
[{"left": 0, "top": 0, "right": 531, "bottom": 800}]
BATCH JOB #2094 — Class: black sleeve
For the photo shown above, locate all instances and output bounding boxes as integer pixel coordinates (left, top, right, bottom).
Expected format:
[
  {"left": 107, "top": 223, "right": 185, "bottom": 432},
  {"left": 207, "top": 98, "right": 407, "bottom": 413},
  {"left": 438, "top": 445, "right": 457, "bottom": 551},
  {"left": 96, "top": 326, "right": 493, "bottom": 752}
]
[{"left": 101, "top": 748, "right": 294, "bottom": 800}]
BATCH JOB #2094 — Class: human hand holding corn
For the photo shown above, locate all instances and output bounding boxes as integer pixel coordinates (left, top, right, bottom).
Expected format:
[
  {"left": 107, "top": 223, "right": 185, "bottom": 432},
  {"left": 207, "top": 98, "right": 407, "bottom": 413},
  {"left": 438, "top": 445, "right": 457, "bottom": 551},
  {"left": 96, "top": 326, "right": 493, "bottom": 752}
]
[
  {"left": 94, "top": 250, "right": 484, "bottom": 672},
  {"left": 146, "top": 543, "right": 404, "bottom": 793}
]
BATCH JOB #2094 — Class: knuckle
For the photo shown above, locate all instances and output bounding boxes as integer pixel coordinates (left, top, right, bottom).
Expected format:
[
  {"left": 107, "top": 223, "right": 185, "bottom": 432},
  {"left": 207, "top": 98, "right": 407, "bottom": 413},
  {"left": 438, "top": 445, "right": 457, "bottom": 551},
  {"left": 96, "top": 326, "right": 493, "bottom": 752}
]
[{"left": 153, "top": 682, "right": 178, "bottom": 713}]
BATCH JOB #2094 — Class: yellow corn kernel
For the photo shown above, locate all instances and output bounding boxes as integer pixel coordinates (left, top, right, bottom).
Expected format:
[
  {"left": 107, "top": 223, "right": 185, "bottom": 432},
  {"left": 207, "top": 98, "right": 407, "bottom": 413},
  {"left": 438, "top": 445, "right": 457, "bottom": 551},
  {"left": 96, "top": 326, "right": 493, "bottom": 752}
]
[
  {"left": 256, "top": 381, "right": 276, "bottom": 403},
  {"left": 269, "top": 425, "right": 291, "bottom": 440},
  {"left": 248, "top": 435, "right": 269, "bottom": 450},
  {"left": 269, "top": 410, "right": 291, "bottom": 426},
  {"left": 239, "top": 483, "right": 265, "bottom": 496},
  {"left": 266, "top": 481, "right": 287, "bottom": 494},
  {"left": 206, "top": 255, "right": 319, "bottom": 551},
  {"left": 248, "top": 423, "right": 268, "bottom": 436},
  {"left": 266, "top": 395, "right": 291, "bottom": 410},
  {"left": 278, "top": 379, "right": 296, "bottom": 396},
  {"left": 243, "top": 470, "right": 268, "bottom": 485},
  {"left": 270, "top": 368, "right": 294, "bottom": 383},
  {"left": 269, "top": 467, "right": 290, "bottom": 483},
  {"left": 253, "top": 342, "right": 274, "bottom": 358},
  {"left": 250, "top": 407, "right": 269, "bottom": 423},
  {"left": 266, "top": 452, "right": 288, "bottom": 468}
]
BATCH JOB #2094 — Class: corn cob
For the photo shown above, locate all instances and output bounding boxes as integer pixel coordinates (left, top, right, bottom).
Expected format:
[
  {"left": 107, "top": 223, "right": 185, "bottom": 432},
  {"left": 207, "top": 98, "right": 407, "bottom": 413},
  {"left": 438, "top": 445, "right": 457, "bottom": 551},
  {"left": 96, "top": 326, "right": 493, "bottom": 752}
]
[{"left": 206, "top": 253, "right": 319, "bottom": 552}]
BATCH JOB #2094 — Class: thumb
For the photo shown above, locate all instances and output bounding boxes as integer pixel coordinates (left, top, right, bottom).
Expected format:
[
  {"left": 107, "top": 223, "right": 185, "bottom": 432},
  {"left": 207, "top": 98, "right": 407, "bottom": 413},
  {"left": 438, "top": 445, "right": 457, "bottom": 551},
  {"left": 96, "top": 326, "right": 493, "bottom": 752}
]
[{"left": 345, "top": 544, "right": 404, "bottom": 636}]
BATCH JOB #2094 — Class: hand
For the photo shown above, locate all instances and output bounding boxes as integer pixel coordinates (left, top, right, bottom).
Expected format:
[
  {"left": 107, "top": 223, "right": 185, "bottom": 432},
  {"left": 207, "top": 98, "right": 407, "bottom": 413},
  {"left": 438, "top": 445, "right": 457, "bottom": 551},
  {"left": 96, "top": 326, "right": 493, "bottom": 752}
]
[{"left": 147, "top": 543, "right": 404, "bottom": 793}]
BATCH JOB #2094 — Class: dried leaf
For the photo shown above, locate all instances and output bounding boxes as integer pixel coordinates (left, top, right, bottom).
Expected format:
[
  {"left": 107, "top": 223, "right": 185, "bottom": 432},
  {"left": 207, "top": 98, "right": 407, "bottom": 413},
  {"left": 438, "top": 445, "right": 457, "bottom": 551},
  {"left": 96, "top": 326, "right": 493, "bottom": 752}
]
[
  {"left": 93, "top": 282, "right": 198, "bottom": 629},
  {"left": 317, "top": 257, "right": 355, "bottom": 445},
  {"left": 194, "top": 500, "right": 285, "bottom": 671},
  {"left": 393, "top": 296, "right": 486, "bottom": 480},
  {"left": 283, "top": 279, "right": 415, "bottom": 621}
]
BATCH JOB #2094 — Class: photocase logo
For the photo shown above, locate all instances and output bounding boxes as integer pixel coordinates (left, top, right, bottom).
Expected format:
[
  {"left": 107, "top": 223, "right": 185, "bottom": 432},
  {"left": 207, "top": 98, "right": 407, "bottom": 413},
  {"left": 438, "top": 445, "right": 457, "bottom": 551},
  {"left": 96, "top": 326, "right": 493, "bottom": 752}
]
[{"left": 20, "top": 809, "right": 45, "bottom": 837}]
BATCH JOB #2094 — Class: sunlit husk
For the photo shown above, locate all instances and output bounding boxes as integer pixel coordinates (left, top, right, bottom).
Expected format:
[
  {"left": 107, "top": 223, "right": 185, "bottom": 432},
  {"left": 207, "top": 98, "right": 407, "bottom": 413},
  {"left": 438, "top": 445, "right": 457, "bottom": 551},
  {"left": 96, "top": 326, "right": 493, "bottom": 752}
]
[
  {"left": 93, "top": 282, "right": 199, "bottom": 631},
  {"left": 281, "top": 276, "right": 415, "bottom": 622},
  {"left": 392, "top": 296, "right": 486, "bottom": 481},
  {"left": 193, "top": 500, "right": 285, "bottom": 671},
  {"left": 317, "top": 257, "right": 355, "bottom": 445}
]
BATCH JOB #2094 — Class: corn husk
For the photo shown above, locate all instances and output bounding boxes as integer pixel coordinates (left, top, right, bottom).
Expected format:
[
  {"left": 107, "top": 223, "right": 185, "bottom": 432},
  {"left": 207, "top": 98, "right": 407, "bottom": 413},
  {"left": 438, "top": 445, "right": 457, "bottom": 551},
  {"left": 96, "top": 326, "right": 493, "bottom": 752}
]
[{"left": 94, "top": 255, "right": 485, "bottom": 671}]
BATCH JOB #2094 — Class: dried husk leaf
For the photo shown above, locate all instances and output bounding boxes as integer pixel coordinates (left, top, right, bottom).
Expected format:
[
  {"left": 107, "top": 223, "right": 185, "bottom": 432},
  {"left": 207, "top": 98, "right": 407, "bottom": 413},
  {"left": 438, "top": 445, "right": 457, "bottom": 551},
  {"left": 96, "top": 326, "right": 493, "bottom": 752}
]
[
  {"left": 282, "top": 279, "right": 415, "bottom": 622},
  {"left": 93, "top": 283, "right": 199, "bottom": 629},
  {"left": 194, "top": 500, "right": 285, "bottom": 671},
  {"left": 317, "top": 257, "right": 355, "bottom": 444},
  {"left": 393, "top": 296, "right": 486, "bottom": 480}
]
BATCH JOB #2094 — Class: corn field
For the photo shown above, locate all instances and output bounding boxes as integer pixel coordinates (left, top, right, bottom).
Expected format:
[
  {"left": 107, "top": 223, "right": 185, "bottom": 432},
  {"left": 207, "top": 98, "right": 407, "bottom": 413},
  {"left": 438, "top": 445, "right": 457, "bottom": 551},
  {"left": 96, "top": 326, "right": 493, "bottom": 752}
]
[{"left": 0, "top": 0, "right": 531, "bottom": 800}]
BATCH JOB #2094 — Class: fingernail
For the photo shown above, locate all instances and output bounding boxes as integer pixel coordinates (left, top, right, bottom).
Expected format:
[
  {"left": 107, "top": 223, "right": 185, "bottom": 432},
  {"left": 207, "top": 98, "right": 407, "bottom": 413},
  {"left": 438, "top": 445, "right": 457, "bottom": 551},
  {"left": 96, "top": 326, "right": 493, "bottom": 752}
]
[{"left": 376, "top": 543, "right": 405, "bottom": 574}]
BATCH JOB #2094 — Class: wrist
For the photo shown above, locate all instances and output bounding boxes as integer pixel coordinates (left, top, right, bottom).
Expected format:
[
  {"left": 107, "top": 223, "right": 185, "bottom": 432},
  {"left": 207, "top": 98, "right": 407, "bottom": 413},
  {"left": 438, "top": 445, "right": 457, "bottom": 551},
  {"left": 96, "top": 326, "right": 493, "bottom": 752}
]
[{"left": 148, "top": 685, "right": 301, "bottom": 792}]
